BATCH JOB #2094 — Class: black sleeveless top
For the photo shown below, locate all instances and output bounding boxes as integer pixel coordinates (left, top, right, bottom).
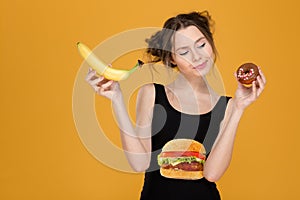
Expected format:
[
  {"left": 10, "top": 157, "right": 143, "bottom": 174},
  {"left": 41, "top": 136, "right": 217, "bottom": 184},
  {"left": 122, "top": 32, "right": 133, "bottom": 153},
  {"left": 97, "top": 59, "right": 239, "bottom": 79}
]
[{"left": 140, "top": 84, "right": 231, "bottom": 200}]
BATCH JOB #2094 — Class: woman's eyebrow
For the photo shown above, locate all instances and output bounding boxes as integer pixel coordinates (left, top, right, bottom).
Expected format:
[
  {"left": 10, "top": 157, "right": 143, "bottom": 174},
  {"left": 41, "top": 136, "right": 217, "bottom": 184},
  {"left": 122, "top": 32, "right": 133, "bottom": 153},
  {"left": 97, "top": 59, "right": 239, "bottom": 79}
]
[
  {"left": 195, "top": 37, "right": 206, "bottom": 44},
  {"left": 175, "top": 46, "right": 189, "bottom": 51}
]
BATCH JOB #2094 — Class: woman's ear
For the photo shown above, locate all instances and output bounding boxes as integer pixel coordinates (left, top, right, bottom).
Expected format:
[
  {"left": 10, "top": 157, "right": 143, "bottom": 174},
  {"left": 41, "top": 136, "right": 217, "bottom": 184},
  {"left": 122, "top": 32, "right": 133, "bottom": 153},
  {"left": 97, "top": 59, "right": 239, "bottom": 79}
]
[
  {"left": 169, "top": 59, "right": 177, "bottom": 68},
  {"left": 170, "top": 54, "right": 177, "bottom": 66},
  {"left": 170, "top": 59, "right": 176, "bottom": 66},
  {"left": 168, "top": 56, "right": 179, "bottom": 72}
]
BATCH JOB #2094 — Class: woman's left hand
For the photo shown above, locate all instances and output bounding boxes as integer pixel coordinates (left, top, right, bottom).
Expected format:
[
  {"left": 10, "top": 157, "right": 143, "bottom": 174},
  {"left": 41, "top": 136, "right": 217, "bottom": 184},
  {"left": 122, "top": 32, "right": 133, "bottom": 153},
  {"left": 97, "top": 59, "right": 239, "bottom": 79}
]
[{"left": 233, "top": 67, "right": 267, "bottom": 110}]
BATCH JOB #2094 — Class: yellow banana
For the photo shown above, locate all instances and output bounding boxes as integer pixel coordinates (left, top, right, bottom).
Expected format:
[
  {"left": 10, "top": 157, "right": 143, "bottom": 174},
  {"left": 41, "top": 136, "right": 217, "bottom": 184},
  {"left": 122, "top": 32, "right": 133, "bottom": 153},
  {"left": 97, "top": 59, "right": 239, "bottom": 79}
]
[{"left": 77, "top": 42, "right": 143, "bottom": 81}]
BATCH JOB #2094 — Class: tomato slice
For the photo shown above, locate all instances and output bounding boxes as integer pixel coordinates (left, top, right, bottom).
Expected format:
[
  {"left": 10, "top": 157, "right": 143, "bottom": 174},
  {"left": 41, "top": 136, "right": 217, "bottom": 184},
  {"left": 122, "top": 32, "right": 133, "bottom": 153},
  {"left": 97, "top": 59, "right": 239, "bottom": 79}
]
[{"left": 160, "top": 151, "right": 205, "bottom": 159}]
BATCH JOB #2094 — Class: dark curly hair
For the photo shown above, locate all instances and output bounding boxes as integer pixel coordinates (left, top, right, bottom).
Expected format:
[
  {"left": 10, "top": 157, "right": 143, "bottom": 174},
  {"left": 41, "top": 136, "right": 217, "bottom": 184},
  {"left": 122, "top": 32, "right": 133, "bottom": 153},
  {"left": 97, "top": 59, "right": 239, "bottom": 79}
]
[{"left": 146, "top": 11, "right": 217, "bottom": 68}]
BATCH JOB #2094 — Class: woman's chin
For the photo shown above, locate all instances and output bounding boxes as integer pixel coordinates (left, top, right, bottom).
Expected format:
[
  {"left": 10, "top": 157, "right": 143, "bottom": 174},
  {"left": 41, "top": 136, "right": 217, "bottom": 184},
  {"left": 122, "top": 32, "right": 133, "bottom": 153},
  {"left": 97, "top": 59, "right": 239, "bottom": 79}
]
[{"left": 195, "top": 66, "right": 212, "bottom": 77}]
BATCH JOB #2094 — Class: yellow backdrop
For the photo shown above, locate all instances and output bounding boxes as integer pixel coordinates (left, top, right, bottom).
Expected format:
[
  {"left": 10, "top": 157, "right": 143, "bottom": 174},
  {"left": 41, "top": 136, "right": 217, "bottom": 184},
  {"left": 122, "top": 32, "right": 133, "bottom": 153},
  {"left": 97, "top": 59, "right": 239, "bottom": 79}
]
[{"left": 1, "top": 0, "right": 300, "bottom": 199}]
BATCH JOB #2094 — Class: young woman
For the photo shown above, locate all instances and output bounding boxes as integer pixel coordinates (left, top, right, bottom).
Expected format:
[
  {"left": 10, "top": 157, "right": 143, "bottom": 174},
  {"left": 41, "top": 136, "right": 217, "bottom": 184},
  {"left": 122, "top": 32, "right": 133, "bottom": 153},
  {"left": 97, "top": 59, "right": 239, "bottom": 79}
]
[{"left": 86, "top": 11, "right": 266, "bottom": 200}]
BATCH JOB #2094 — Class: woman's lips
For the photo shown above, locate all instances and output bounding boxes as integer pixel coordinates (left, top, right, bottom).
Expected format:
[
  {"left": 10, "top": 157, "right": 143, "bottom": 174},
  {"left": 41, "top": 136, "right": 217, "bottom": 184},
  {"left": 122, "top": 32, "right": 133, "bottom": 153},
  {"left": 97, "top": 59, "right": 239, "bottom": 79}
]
[{"left": 193, "top": 60, "right": 208, "bottom": 70}]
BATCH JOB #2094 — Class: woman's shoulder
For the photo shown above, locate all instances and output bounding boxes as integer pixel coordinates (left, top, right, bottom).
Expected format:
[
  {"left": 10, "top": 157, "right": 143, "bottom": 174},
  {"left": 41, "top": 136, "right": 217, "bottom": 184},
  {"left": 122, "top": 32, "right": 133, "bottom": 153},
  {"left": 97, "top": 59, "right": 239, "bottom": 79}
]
[
  {"left": 138, "top": 83, "right": 155, "bottom": 95},
  {"left": 137, "top": 83, "right": 156, "bottom": 106}
]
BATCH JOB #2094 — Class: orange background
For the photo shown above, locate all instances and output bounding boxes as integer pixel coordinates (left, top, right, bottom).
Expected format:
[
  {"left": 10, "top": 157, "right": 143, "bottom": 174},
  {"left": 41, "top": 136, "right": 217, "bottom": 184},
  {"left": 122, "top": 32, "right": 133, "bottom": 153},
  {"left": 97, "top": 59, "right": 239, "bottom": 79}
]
[{"left": 1, "top": 0, "right": 300, "bottom": 199}]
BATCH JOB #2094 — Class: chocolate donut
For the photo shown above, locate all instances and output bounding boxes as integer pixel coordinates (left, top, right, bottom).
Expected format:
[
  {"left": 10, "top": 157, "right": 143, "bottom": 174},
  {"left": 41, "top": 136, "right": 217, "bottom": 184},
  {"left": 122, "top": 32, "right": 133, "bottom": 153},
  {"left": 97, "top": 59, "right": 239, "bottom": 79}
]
[{"left": 237, "top": 63, "right": 259, "bottom": 85}]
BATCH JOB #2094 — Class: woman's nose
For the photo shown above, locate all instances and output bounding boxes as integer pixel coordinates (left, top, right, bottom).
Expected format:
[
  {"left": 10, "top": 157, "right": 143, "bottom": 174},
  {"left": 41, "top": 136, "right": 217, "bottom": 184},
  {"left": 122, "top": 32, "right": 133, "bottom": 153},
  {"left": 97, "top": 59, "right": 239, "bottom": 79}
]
[{"left": 191, "top": 48, "right": 202, "bottom": 62}]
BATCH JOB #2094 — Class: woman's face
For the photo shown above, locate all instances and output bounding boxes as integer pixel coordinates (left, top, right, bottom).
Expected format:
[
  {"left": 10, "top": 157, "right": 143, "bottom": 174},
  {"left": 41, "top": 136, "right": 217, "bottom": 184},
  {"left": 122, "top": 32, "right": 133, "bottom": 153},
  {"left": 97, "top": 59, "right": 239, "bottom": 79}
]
[{"left": 171, "top": 25, "right": 214, "bottom": 77}]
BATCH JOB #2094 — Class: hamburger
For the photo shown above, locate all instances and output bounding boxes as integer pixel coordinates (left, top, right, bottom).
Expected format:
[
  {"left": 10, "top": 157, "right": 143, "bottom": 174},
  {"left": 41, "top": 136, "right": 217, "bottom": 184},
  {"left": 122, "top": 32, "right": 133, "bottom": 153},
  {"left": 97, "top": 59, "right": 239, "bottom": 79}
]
[{"left": 157, "top": 139, "right": 206, "bottom": 180}]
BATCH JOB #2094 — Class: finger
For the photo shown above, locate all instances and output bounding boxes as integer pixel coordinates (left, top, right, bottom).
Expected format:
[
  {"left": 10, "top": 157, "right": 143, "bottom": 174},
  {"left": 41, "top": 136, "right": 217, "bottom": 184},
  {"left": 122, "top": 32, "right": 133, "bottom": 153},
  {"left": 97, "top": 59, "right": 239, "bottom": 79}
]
[
  {"left": 101, "top": 80, "right": 114, "bottom": 89},
  {"left": 90, "top": 76, "right": 104, "bottom": 86},
  {"left": 87, "top": 67, "right": 96, "bottom": 74},
  {"left": 85, "top": 70, "right": 97, "bottom": 81},
  {"left": 256, "top": 75, "right": 265, "bottom": 89},
  {"left": 252, "top": 80, "right": 258, "bottom": 100},
  {"left": 93, "top": 85, "right": 100, "bottom": 93},
  {"left": 258, "top": 67, "right": 267, "bottom": 84},
  {"left": 97, "top": 86, "right": 109, "bottom": 96},
  {"left": 256, "top": 76, "right": 265, "bottom": 97}
]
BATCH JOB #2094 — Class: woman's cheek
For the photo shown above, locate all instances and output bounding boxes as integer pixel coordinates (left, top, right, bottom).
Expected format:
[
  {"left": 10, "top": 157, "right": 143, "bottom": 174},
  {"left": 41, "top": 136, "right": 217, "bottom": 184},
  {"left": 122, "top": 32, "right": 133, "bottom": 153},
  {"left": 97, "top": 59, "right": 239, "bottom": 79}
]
[
  {"left": 204, "top": 45, "right": 214, "bottom": 58},
  {"left": 176, "top": 57, "right": 191, "bottom": 70},
  {"left": 177, "top": 54, "right": 192, "bottom": 65}
]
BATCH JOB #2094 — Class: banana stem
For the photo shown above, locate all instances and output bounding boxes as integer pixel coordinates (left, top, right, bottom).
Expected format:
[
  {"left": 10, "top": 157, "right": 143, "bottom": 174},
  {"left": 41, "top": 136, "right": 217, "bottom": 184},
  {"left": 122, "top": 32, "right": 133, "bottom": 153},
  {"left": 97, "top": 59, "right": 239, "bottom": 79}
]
[{"left": 128, "top": 59, "right": 144, "bottom": 75}]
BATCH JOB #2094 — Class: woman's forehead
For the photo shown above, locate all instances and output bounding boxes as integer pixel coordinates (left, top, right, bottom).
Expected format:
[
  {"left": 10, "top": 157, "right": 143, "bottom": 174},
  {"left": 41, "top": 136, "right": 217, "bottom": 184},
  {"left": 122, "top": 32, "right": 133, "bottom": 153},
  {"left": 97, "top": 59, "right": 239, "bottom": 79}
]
[{"left": 173, "top": 26, "right": 205, "bottom": 47}]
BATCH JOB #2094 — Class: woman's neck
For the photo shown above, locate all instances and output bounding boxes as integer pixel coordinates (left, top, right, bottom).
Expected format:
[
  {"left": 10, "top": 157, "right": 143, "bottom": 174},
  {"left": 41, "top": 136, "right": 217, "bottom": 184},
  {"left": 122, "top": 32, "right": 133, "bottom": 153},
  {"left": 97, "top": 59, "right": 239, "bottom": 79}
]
[
  {"left": 171, "top": 73, "right": 211, "bottom": 94},
  {"left": 166, "top": 74, "right": 220, "bottom": 115}
]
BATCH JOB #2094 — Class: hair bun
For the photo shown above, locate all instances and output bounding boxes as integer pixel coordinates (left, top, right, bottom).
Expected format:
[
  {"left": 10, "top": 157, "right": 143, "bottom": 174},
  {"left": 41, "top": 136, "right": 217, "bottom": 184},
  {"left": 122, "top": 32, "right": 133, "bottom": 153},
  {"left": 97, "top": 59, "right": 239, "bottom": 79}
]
[{"left": 145, "top": 31, "right": 163, "bottom": 62}]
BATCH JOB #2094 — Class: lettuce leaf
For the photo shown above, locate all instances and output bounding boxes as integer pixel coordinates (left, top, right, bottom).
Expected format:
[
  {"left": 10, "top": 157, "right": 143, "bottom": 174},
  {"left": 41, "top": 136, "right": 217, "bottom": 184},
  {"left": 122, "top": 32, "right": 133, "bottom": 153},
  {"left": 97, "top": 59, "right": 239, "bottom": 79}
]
[{"left": 157, "top": 156, "right": 205, "bottom": 166}]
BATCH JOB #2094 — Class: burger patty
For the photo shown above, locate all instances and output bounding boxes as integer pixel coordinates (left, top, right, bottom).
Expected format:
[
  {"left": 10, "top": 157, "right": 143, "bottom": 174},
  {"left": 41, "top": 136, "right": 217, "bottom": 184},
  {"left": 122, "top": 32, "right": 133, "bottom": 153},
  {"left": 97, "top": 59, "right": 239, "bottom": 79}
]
[{"left": 162, "top": 162, "right": 203, "bottom": 171}]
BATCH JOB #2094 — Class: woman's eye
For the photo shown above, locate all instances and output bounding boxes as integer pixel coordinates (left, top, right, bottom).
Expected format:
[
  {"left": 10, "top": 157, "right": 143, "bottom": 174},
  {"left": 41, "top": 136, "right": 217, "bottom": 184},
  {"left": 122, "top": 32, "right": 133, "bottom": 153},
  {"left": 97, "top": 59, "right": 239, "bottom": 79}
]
[
  {"left": 197, "top": 42, "right": 206, "bottom": 48},
  {"left": 179, "top": 51, "right": 189, "bottom": 56}
]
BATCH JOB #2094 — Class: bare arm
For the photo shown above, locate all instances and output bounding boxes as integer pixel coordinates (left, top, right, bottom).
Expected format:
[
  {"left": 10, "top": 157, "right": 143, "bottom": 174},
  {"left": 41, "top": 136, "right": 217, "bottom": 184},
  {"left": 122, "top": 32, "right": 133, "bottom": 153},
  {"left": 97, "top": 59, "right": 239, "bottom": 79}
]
[
  {"left": 203, "top": 98, "right": 244, "bottom": 182},
  {"left": 203, "top": 68, "right": 266, "bottom": 182},
  {"left": 85, "top": 68, "right": 154, "bottom": 172},
  {"left": 112, "top": 83, "right": 155, "bottom": 172}
]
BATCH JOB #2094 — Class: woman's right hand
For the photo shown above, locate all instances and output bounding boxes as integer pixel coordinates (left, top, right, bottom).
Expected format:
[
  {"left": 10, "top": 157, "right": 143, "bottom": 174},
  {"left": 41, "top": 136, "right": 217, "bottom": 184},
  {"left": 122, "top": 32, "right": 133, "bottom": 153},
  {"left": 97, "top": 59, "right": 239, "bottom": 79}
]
[{"left": 85, "top": 67, "right": 121, "bottom": 100}]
